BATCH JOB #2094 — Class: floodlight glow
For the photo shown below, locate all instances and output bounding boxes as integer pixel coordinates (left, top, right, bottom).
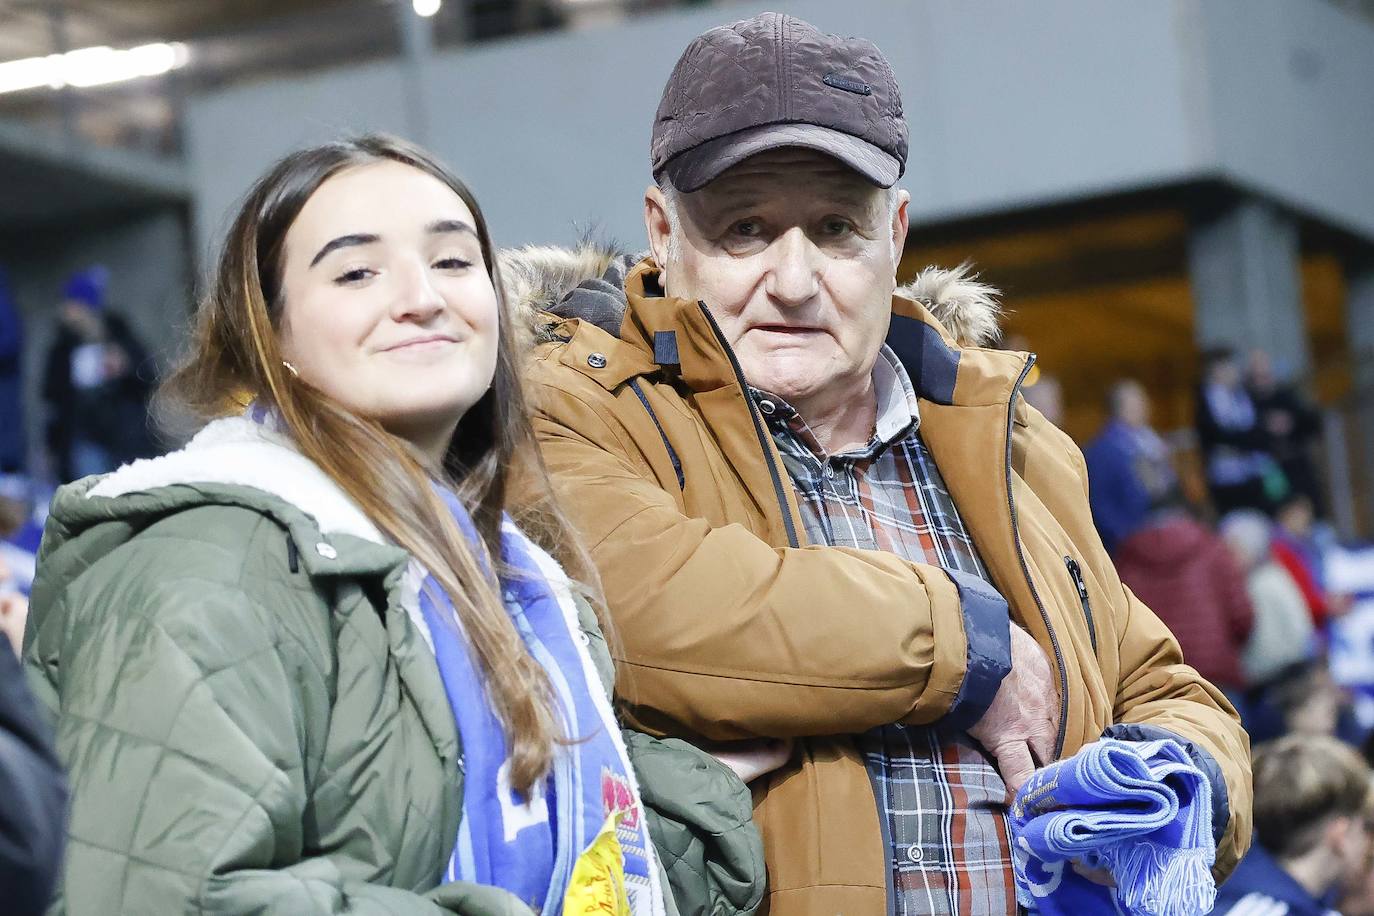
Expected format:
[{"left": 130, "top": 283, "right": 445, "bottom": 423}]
[
  {"left": 0, "top": 41, "right": 189, "bottom": 96},
  {"left": 413, "top": 0, "right": 441, "bottom": 17}
]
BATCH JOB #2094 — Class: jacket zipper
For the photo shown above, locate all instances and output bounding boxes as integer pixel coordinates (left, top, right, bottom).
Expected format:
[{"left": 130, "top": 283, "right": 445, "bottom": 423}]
[
  {"left": 696, "top": 302, "right": 800, "bottom": 548},
  {"left": 1005, "top": 355, "right": 1070, "bottom": 758},
  {"left": 1064, "top": 556, "right": 1098, "bottom": 654}
]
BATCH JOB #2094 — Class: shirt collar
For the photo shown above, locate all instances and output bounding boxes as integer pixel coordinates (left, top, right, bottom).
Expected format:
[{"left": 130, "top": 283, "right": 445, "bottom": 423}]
[
  {"left": 751, "top": 344, "right": 921, "bottom": 457},
  {"left": 871, "top": 344, "right": 922, "bottom": 445}
]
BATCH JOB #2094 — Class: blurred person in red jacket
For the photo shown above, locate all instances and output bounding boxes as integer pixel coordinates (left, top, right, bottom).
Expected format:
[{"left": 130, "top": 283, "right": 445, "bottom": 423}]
[
  {"left": 1272, "top": 493, "right": 1353, "bottom": 629},
  {"left": 1113, "top": 492, "right": 1254, "bottom": 700}
]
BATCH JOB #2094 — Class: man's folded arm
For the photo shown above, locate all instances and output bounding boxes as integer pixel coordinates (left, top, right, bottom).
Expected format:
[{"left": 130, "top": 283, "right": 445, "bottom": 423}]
[{"left": 531, "top": 390, "right": 1011, "bottom": 740}]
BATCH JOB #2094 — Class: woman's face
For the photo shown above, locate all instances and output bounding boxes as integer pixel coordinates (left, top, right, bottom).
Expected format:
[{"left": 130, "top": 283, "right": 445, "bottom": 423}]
[{"left": 277, "top": 160, "right": 499, "bottom": 455}]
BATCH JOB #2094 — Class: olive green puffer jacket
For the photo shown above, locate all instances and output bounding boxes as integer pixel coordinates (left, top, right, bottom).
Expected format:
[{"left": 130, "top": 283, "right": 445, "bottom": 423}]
[{"left": 23, "top": 416, "right": 763, "bottom": 915}]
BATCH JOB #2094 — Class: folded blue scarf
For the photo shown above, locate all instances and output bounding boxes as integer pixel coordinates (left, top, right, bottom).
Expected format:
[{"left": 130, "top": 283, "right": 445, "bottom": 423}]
[{"left": 1009, "top": 738, "right": 1215, "bottom": 916}]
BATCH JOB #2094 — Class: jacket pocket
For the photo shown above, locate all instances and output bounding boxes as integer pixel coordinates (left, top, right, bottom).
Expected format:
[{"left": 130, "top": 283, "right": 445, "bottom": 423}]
[{"left": 1064, "top": 556, "right": 1098, "bottom": 654}]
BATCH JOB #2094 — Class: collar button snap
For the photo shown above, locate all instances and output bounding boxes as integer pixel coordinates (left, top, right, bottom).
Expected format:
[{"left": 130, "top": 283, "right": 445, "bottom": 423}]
[
  {"left": 586, "top": 352, "right": 608, "bottom": 369},
  {"left": 758, "top": 399, "right": 777, "bottom": 416},
  {"left": 315, "top": 542, "right": 337, "bottom": 560}
]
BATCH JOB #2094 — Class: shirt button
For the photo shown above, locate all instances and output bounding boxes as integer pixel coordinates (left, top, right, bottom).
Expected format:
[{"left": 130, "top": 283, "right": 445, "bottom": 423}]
[
  {"left": 315, "top": 542, "right": 337, "bottom": 560},
  {"left": 906, "top": 845, "right": 924, "bottom": 864},
  {"left": 586, "top": 352, "right": 608, "bottom": 369},
  {"left": 758, "top": 399, "right": 776, "bottom": 416}
]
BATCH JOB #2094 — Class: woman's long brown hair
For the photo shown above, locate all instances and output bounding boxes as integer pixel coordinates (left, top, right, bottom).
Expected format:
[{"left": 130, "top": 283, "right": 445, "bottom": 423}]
[{"left": 160, "top": 134, "right": 597, "bottom": 795}]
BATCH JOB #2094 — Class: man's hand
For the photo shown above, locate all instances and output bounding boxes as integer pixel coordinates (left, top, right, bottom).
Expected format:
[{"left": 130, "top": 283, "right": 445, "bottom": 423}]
[
  {"left": 1072, "top": 861, "right": 1116, "bottom": 887},
  {"left": 707, "top": 738, "right": 794, "bottom": 783},
  {"left": 968, "top": 624, "right": 1059, "bottom": 796}
]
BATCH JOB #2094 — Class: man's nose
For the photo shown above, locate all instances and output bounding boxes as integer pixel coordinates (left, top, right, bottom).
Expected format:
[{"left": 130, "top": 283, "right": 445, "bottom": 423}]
[
  {"left": 392, "top": 258, "right": 445, "bottom": 322},
  {"left": 764, "top": 228, "right": 822, "bottom": 308}
]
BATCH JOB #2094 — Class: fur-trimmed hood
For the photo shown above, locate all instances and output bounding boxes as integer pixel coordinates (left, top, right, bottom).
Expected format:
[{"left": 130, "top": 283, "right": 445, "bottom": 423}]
[{"left": 499, "top": 242, "right": 1003, "bottom": 348}]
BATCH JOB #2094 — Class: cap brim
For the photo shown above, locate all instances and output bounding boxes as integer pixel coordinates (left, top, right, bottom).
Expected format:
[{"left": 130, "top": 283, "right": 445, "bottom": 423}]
[{"left": 658, "top": 122, "right": 901, "bottom": 192}]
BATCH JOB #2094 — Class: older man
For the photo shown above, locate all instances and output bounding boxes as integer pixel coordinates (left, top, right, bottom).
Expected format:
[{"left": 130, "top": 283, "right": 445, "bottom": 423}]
[{"left": 514, "top": 13, "right": 1250, "bottom": 915}]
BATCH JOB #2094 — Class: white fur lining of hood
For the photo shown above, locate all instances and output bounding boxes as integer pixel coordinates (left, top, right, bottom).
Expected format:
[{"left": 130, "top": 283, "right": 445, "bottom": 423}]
[
  {"left": 87, "top": 415, "right": 430, "bottom": 648},
  {"left": 86, "top": 415, "right": 385, "bottom": 545}
]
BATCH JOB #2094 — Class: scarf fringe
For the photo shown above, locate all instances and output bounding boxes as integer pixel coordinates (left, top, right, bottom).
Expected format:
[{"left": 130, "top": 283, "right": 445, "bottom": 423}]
[{"left": 1110, "top": 840, "right": 1217, "bottom": 916}]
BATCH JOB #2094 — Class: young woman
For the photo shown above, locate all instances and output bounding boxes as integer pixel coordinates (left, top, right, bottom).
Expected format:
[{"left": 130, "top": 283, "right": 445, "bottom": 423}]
[{"left": 23, "top": 136, "right": 760, "bottom": 915}]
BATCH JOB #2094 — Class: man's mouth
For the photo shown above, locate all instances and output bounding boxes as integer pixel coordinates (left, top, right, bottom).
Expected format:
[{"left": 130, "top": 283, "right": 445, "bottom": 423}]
[{"left": 751, "top": 324, "right": 823, "bottom": 335}]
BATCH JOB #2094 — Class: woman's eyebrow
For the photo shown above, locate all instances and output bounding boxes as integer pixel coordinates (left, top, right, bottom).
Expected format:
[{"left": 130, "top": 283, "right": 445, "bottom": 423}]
[
  {"left": 309, "top": 220, "right": 474, "bottom": 268},
  {"left": 427, "top": 219, "right": 476, "bottom": 237},
  {"left": 309, "top": 233, "right": 380, "bottom": 268}
]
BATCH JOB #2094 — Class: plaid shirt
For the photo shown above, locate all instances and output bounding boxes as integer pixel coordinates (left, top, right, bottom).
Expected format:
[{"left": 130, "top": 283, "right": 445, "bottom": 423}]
[{"left": 754, "top": 346, "right": 1018, "bottom": 916}]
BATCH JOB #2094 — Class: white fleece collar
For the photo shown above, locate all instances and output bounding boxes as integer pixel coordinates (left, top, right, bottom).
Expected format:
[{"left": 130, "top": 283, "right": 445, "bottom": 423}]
[{"left": 86, "top": 415, "right": 385, "bottom": 545}]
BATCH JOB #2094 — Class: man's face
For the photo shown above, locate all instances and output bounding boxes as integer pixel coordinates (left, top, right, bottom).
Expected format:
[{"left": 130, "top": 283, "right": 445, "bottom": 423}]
[
  {"left": 1249, "top": 349, "right": 1276, "bottom": 390},
  {"left": 60, "top": 300, "right": 103, "bottom": 340},
  {"left": 1210, "top": 358, "right": 1241, "bottom": 389},
  {"left": 1118, "top": 382, "right": 1151, "bottom": 428},
  {"left": 647, "top": 149, "right": 908, "bottom": 411}
]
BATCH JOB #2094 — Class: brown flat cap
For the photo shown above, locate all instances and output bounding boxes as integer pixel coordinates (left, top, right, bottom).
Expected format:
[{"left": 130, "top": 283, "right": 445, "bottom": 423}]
[{"left": 651, "top": 12, "right": 908, "bottom": 192}]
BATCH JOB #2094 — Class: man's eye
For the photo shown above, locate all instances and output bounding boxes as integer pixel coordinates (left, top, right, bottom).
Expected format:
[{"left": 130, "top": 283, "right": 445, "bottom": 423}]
[
  {"left": 732, "top": 220, "right": 761, "bottom": 238},
  {"left": 821, "top": 219, "right": 854, "bottom": 237},
  {"left": 335, "top": 267, "right": 375, "bottom": 285},
  {"left": 433, "top": 258, "right": 473, "bottom": 271}
]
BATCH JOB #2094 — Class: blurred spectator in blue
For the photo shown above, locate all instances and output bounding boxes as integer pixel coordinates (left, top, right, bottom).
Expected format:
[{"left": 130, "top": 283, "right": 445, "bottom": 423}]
[
  {"left": 1085, "top": 379, "right": 1176, "bottom": 553},
  {"left": 1213, "top": 735, "right": 1372, "bottom": 916},
  {"left": 1220, "top": 511, "right": 1317, "bottom": 692},
  {"left": 1113, "top": 490, "right": 1253, "bottom": 705},
  {"left": 1248, "top": 348, "right": 1325, "bottom": 518},
  {"left": 1322, "top": 543, "right": 1374, "bottom": 734},
  {"left": 1196, "top": 346, "right": 1287, "bottom": 515},
  {"left": 0, "top": 269, "right": 23, "bottom": 473},
  {"left": 41, "top": 267, "right": 155, "bottom": 481}
]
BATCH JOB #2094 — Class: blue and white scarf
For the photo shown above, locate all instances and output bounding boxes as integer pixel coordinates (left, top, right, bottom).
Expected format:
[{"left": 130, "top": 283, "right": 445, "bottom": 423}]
[
  {"left": 1009, "top": 737, "right": 1216, "bottom": 916},
  {"left": 414, "top": 489, "right": 663, "bottom": 915}
]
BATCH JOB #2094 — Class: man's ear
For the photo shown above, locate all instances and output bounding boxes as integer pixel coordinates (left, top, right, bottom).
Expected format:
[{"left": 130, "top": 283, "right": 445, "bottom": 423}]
[
  {"left": 644, "top": 185, "right": 672, "bottom": 270},
  {"left": 1326, "top": 815, "right": 1355, "bottom": 855},
  {"left": 891, "top": 188, "right": 911, "bottom": 270}
]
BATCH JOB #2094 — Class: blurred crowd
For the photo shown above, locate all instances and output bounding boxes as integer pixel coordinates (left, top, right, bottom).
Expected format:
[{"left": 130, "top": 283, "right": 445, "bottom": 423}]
[
  {"left": 1024, "top": 342, "right": 1374, "bottom": 914},
  {"left": 0, "top": 265, "right": 156, "bottom": 640}
]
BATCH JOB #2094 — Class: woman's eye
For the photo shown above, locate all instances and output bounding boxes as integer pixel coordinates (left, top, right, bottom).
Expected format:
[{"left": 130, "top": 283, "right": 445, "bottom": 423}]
[
  {"left": 433, "top": 257, "right": 472, "bottom": 271},
  {"left": 335, "top": 267, "right": 375, "bottom": 285}
]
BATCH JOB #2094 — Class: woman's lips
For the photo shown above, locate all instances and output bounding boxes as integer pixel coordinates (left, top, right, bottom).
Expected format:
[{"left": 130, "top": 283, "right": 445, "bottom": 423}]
[{"left": 381, "top": 334, "right": 459, "bottom": 353}]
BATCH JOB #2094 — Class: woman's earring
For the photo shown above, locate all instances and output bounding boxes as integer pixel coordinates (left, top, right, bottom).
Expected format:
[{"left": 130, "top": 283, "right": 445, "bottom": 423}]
[{"left": 283, "top": 361, "right": 299, "bottom": 378}]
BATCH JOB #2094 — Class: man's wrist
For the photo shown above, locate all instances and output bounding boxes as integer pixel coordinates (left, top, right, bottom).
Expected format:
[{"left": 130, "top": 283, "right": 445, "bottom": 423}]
[{"left": 940, "top": 569, "right": 1013, "bottom": 730}]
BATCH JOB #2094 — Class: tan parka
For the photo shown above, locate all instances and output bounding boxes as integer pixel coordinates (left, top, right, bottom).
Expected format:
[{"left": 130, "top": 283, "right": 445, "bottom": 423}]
[{"left": 512, "top": 249, "right": 1251, "bottom": 915}]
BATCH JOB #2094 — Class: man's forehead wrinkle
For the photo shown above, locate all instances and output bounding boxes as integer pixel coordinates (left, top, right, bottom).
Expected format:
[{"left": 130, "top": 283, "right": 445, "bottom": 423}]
[
  {"left": 692, "top": 173, "right": 882, "bottom": 219},
  {"left": 702, "top": 157, "right": 877, "bottom": 197}
]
